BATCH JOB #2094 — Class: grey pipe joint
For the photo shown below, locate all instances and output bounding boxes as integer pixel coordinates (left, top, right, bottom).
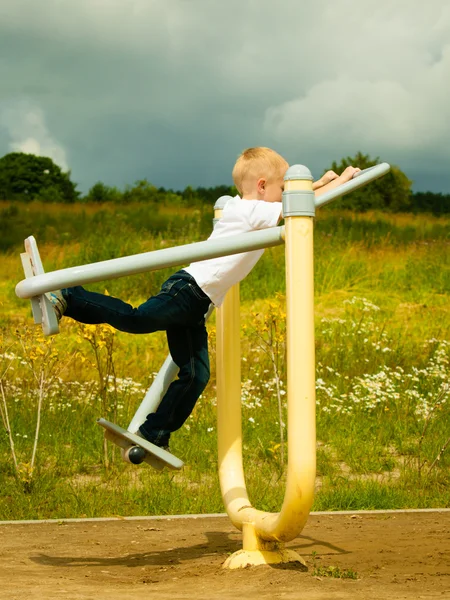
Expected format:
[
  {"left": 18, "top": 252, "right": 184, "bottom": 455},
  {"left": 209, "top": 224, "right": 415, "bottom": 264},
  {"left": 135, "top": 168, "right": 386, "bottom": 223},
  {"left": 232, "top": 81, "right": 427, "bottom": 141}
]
[{"left": 282, "top": 165, "right": 315, "bottom": 218}]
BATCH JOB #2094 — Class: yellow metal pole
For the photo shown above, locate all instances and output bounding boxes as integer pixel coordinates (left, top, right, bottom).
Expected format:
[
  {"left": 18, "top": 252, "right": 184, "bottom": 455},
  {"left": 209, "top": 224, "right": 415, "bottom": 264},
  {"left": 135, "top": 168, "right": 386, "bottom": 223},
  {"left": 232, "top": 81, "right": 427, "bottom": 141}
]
[
  {"left": 215, "top": 203, "right": 250, "bottom": 529},
  {"left": 217, "top": 166, "right": 317, "bottom": 569},
  {"left": 216, "top": 284, "right": 249, "bottom": 528}
]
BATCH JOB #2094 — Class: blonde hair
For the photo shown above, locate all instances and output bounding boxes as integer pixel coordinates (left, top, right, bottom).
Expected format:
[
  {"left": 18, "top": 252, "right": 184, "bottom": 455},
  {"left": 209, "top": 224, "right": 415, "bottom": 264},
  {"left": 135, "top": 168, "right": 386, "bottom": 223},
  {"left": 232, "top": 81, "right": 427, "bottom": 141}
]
[{"left": 232, "top": 147, "right": 289, "bottom": 195}]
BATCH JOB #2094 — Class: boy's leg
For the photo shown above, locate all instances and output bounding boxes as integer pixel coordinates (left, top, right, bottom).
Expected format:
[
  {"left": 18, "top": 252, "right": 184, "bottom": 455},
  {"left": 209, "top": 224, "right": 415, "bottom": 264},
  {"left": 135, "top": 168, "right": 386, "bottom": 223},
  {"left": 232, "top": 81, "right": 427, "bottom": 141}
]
[
  {"left": 62, "top": 271, "right": 209, "bottom": 334},
  {"left": 139, "top": 324, "right": 210, "bottom": 447},
  {"left": 63, "top": 286, "right": 170, "bottom": 333}
]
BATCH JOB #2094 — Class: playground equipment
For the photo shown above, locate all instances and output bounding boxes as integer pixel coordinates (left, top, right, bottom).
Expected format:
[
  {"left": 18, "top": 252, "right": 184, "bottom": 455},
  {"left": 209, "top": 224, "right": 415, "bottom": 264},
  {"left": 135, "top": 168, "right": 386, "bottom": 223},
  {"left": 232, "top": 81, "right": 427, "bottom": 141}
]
[
  {"left": 16, "top": 162, "right": 390, "bottom": 568},
  {"left": 98, "top": 418, "right": 184, "bottom": 471}
]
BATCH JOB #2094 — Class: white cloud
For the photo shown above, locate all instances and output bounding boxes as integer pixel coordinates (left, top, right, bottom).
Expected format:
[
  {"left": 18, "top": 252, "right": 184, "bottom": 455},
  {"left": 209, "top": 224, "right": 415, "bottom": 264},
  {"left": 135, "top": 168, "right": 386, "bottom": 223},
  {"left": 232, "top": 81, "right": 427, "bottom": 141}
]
[
  {"left": 265, "top": 65, "right": 450, "bottom": 155},
  {"left": 263, "top": 2, "right": 450, "bottom": 177},
  {"left": 0, "top": 103, "right": 68, "bottom": 170}
]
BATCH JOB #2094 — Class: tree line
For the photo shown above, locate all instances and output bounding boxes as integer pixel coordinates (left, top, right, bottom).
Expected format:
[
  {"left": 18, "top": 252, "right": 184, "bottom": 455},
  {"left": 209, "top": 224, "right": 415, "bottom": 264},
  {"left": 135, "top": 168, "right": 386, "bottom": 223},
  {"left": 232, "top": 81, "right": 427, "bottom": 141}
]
[{"left": 0, "top": 151, "right": 448, "bottom": 215}]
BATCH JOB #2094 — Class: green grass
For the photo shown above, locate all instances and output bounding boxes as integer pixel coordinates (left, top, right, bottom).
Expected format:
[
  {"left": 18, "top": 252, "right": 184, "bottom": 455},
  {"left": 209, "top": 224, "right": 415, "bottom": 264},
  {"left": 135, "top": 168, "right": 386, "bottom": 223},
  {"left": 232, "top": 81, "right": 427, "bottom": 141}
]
[
  {"left": 0, "top": 202, "right": 449, "bottom": 520},
  {"left": 310, "top": 552, "right": 358, "bottom": 579}
]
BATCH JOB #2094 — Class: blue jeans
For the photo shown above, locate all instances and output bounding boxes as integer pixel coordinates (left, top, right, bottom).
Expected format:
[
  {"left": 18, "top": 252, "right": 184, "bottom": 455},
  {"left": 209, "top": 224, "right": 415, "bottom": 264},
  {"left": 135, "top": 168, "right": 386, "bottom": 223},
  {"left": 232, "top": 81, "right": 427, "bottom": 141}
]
[{"left": 62, "top": 270, "right": 211, "bottom": 447}]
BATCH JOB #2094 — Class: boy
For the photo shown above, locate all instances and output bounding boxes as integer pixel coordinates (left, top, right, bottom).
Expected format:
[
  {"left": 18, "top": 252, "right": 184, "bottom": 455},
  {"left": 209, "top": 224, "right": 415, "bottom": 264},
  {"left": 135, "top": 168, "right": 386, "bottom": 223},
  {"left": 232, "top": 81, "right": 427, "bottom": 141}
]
[{"left": 48, "top": 148, "right": 359, "bottom": 451}]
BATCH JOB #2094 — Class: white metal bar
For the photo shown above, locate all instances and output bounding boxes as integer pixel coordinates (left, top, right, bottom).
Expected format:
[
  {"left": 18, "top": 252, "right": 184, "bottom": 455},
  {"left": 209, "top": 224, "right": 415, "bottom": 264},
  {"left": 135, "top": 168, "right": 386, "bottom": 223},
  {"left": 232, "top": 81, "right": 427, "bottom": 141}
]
[
  {"left": 128, "top": 355, "right": 179, "bottom": 433},
  {"left": 15, "top": 226, "right": 285, "bottom": 299},
  {"left": 127, "top": 304, "right": 215, "bottom": 433}
]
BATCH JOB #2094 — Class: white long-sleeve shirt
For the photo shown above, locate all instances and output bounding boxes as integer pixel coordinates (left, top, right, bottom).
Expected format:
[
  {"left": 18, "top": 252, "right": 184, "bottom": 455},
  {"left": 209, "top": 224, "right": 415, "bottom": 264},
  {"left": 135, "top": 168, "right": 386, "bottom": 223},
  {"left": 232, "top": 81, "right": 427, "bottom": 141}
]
[{"left": 184, "top": 196, "right": 282, "bottom": 306}]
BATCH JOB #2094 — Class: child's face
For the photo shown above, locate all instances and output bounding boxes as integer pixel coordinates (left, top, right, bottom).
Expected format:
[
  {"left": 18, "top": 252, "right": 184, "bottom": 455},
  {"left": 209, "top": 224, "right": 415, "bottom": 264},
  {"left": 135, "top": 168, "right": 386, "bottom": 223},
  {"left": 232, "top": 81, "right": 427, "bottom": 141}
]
[{"left": 262, "top": 174, "right": 285, "bottom": 203}]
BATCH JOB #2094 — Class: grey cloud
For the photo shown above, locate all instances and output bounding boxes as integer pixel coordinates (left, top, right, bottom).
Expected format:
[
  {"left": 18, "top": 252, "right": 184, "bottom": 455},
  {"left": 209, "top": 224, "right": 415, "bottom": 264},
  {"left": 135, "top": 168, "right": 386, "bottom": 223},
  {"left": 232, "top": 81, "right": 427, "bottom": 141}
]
[{"left": 1, "top": 0, "right": 449, "bottom": 193}]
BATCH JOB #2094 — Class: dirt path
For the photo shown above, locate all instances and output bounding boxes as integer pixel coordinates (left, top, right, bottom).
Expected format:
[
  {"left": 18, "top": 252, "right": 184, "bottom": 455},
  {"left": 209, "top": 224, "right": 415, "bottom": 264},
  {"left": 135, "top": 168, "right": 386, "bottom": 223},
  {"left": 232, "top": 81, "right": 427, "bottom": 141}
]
[{"left": 1, "top": 511, "right": 449, "bottom": 600}]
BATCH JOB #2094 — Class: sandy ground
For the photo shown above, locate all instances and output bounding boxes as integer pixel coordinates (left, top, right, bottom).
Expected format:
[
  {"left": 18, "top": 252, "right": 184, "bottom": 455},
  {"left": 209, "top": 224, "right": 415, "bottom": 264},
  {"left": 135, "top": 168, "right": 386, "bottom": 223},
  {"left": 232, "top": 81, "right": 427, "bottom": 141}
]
[{"left": 1, "top": 511, "right": 449, "bottom": 600}]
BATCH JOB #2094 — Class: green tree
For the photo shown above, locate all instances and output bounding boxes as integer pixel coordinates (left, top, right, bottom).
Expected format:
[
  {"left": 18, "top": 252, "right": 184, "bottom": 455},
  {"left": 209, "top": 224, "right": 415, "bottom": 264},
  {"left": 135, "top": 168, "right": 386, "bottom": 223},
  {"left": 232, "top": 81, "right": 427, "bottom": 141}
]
[
  {"left": 412, "top": 191, "right": 450, "bottom": 215},
  {"left": 123, "top": 179, "right": 165, "bottom": 203},
  {"left": 85, "top": 182, "right": 123, "bottom": 203},
  {"left": 181, "top": 184, "right": 236, "bottom": 205},
  {"left": 0, "top": 152, "right": 79, "bottom": 203},
  {"left": 325, "top": 152, "right": 413, "bottom": 212}
]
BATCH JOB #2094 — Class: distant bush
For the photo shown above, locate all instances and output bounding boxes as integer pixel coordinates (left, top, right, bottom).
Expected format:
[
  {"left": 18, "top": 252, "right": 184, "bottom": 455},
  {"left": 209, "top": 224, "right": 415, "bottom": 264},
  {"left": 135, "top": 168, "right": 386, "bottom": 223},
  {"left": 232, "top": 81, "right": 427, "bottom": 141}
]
[{"left": 179, "top": 185, "right": 236, "bottom": 205}]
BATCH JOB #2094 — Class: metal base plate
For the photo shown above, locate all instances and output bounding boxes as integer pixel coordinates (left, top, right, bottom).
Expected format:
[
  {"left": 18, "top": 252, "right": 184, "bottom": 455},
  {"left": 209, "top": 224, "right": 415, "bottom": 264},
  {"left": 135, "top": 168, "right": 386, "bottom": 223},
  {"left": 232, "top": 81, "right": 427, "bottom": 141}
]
[{"left": 223, "top": 548, "right": 306, "bottom": 569}]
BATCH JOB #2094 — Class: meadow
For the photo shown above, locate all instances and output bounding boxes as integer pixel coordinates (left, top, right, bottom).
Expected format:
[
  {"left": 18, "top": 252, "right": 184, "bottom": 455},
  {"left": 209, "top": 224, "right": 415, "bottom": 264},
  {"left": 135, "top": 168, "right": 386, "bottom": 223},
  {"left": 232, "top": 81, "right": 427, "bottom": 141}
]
[{"left": 0, "top": 199, "right": 449, "bottom": 520}]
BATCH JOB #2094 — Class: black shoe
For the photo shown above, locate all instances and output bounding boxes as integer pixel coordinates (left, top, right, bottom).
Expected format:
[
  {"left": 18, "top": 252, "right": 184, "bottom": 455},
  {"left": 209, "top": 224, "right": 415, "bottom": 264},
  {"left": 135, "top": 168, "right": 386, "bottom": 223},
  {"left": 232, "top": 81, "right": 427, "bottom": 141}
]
[{"left": 136, "top": 430, "right": 170, "bottom": 453}]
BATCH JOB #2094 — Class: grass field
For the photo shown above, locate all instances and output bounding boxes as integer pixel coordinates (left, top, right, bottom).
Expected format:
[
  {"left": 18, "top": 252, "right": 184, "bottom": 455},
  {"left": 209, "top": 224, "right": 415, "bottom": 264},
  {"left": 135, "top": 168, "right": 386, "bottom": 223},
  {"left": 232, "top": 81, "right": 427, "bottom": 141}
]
[{"left": 0, "top": 200, "right": 449, "bottom": 519}]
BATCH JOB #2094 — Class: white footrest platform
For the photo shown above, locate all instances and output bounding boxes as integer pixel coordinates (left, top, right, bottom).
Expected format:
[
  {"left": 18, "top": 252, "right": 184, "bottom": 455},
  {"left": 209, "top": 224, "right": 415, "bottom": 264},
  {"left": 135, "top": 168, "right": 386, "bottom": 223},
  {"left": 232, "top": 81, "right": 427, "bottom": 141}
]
[
  {"left": 97, "top": 418, "right": 184, "bottom": 471},
  {"left": 20, "top": 236, "right": 59, "bottom": 336}
]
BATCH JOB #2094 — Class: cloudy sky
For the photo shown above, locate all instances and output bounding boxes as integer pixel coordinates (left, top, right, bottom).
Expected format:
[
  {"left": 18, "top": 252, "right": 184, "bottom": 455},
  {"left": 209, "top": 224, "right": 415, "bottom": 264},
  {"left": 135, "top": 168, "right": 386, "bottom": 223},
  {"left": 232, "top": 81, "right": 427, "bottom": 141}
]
[{"left": 1, "top": 0, "right": 449, "bottom": 194}]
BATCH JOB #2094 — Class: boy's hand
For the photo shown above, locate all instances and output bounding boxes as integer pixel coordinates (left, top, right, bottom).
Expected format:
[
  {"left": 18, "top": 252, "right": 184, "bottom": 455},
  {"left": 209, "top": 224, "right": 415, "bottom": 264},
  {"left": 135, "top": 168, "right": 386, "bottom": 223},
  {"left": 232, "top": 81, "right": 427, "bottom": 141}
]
[
  {"left": 313, "top": 165, "right": 361, "bottom": 198},
  {"left": 312, "top": 170, "right": 339, "bottom": 190},
  {"left": 338, "top": 166, "right": 361, "bottom": 183}
]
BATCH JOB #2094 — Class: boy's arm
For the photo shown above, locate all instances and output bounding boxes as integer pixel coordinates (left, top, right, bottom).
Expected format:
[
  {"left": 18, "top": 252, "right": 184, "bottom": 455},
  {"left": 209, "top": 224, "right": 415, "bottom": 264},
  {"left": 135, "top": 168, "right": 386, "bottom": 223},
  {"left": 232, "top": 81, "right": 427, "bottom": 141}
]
[
  {"left": 313, "top": 166, "right": 361, "bottom": 198},
  {"left": 312, "top": 170, "right": 339, "bottom": 190},
  {"left": 276, "top": 165, "right": 360, "bottom": 222}
]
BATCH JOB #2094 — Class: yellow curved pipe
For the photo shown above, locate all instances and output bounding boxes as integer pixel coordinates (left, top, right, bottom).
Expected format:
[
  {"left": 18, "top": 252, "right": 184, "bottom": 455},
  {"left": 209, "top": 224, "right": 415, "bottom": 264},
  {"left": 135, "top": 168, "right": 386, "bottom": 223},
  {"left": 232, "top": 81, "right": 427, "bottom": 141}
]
[{"left": 217, "top": 177, "right": 316, "bottom": 555}]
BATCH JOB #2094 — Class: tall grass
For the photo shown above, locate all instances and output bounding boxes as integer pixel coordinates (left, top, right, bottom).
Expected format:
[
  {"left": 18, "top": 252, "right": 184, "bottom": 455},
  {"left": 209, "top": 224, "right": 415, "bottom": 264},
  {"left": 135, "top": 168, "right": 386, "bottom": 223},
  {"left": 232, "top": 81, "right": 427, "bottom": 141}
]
[{"left": 0, "top": 202, "right": 449, "bottom": 519}]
